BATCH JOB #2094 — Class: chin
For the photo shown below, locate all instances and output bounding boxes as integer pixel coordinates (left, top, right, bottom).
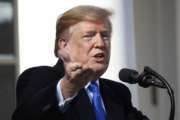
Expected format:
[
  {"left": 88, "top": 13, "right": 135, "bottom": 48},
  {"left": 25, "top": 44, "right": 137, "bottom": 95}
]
[{"left": 92, "top": 64, "right": 108, "bottom": 75}]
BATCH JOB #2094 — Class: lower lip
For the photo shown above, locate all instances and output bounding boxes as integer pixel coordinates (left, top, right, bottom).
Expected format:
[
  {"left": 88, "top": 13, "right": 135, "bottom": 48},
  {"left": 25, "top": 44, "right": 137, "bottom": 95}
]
[{"left": 94, "top": 56, "right": 105, "bottom": 62}]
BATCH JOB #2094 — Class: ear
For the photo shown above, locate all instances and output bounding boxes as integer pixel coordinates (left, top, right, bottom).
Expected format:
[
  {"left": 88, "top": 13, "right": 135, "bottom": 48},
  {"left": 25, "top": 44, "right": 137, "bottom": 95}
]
[
  {"left": 57, "top": 39, "right": 68, "bottom": 61},
  {"left": 58, "top": 38, "right": 67, "bottom": 49}
]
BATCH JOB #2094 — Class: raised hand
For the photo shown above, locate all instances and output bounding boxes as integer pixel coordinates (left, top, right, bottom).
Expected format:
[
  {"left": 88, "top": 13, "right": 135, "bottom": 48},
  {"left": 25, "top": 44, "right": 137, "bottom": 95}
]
[{"left": 59, "top": 45, "right": 97, "bottom": 99}]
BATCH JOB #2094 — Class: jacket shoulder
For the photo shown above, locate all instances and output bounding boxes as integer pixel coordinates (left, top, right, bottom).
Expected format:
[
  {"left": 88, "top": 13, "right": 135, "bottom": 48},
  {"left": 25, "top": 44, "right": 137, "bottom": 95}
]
[
  {"left": 16, "top": 66, "right": 63, "bottom": 106},
  {"left": 100, "top": 78, "right": 131, "bottom": 93},
  {"left": 17, "top": 66, "right": 61, "bottom": 90},
  {"left": 100, "top": 78, "right": 132, "bottom": 102}
]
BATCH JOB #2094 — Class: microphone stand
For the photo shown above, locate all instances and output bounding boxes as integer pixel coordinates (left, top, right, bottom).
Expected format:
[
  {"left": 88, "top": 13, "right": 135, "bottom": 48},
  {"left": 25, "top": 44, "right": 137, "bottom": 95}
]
[{"left": 143, "top": 66, "right": 175, "bottom": 120}]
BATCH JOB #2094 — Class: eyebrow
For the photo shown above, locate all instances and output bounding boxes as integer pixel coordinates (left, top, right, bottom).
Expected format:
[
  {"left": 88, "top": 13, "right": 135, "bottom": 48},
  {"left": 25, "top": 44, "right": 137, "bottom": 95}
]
[{"left": 84, "top": 29, "right": 110, "bottom": 33}]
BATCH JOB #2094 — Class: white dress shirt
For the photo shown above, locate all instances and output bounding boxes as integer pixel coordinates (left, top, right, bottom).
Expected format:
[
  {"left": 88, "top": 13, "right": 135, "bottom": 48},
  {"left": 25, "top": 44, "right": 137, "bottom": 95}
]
[{"left": 56, "top": 79, "right": 106, "bottom": 112}]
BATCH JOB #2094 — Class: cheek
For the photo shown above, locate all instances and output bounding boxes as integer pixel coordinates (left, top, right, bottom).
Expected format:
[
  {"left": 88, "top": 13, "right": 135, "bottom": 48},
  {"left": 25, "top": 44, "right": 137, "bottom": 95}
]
[
  {"left": 69, "top": 43, "right": 91, "bottom": 62},
  {"left": 106, "top": 42, "right": 111, "bottom": 53}
]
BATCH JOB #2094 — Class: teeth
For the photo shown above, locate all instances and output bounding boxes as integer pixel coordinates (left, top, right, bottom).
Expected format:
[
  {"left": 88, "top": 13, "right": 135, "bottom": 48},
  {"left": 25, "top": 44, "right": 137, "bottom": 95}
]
[
  {"left": 95, "top": 54, "right": 104, "bottom": 57},
  {"left": 97, "top": 55, "right": 102, "bottom": 57}
]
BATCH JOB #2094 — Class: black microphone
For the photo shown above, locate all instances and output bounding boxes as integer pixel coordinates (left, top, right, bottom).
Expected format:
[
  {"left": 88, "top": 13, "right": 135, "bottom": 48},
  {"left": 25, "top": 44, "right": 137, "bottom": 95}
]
[{"left": 119, "top": 68, "right": 166, "bottom": 88}]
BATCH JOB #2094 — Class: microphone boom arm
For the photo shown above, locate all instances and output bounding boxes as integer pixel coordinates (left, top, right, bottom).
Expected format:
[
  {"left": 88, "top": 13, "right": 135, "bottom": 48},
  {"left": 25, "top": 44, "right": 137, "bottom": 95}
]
[{"left": 144, "top": 66, "right": 175, "bottom": 120}]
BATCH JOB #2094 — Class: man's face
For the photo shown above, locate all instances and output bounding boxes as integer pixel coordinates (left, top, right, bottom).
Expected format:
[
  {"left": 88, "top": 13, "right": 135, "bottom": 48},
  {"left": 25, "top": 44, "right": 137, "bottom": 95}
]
[{"left": 59, "top": 20, "right": 111, "bottom": 76}]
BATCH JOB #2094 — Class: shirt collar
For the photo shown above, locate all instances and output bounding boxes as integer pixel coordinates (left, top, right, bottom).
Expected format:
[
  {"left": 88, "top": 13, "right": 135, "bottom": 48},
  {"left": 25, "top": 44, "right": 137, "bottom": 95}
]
[{"left": 85, "top": 79, "right": 99, "bottom": 89}]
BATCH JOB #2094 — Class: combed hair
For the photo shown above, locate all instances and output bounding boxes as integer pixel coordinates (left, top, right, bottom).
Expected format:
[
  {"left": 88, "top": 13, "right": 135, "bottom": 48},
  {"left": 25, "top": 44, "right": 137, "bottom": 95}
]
[{"left": 54, "top": 5, "right": 112, "bottom": 57}]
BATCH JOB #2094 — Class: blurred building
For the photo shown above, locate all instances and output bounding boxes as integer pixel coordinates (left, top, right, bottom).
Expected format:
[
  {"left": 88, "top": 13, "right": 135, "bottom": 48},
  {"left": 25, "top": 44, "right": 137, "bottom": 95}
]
[{"left": 0, "top": 0, "right": 17, "bottom": 120}]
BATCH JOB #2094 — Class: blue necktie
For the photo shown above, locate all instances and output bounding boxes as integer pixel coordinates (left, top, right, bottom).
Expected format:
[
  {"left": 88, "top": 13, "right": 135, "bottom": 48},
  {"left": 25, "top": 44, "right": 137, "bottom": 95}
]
[{"left": 88, "top": 81, "right": 106, "bottom": 120}]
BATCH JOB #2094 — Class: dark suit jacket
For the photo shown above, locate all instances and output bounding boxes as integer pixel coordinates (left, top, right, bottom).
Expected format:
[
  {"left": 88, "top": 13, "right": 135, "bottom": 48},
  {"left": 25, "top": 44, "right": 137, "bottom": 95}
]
[{"left": 12, "top": 60, "right": 149, "bottom": 120}]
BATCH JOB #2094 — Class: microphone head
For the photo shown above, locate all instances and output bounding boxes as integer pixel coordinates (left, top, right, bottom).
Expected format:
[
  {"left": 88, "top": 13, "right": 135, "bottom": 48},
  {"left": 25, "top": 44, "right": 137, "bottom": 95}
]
[{"left": 119, "top": 68, "right": 139, "bottom": 84}]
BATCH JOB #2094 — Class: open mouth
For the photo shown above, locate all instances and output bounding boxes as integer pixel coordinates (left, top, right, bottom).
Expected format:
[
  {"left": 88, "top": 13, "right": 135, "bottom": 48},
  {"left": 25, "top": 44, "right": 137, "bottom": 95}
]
[{"left": 94, "top": 53, "right": 105, "bottom": 62}]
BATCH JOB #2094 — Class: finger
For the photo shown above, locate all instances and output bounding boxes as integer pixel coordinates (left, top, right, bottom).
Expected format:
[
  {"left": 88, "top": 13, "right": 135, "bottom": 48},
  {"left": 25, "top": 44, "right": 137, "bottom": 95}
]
[
  {"left": 82, "top": 64, "right": 94, "bottom": 74},
  {"left": 82, "top": 64, "right": 98, "bottom": 82},
  {"left": 65, "top": 62, "right": 83, "bottom": 79},
  {"left": 71, "top": 64, "right": 82, "bottom": 72}
]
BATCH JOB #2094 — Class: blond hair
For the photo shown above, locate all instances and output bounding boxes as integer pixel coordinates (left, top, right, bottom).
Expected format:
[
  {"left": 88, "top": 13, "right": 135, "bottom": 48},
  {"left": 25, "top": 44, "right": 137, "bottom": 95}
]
[{"left": 54, "top": 5, "right": 112, "bottom": 57}]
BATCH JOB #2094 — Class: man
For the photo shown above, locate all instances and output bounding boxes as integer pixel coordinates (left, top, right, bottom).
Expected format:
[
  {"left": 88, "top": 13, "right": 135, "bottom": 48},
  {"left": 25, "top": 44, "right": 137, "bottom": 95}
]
[{"left": 12, "top": 5, "right": 149, "bottom": 120}]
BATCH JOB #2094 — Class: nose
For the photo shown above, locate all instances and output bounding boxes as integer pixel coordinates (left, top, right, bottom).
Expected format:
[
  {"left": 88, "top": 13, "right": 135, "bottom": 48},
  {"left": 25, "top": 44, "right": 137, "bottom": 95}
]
[{"left": 94, "top": 33, "right": 105, "bottom": 48}]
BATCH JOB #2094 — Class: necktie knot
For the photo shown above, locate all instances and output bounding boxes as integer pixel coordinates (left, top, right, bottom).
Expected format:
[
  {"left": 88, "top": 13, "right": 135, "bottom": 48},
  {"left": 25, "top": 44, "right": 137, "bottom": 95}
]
[{"left": 88, "top": 81, "right": 99, "bottom": 94}]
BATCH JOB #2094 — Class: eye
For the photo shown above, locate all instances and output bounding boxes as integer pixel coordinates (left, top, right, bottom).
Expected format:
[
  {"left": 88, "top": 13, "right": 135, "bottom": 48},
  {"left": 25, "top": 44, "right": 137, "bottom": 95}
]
[
  {"left": 83, "top": 32, "right": 95, "bottom": 41},
  {"left": 101, "top": 32, "right": 110, "bottom": 41}
]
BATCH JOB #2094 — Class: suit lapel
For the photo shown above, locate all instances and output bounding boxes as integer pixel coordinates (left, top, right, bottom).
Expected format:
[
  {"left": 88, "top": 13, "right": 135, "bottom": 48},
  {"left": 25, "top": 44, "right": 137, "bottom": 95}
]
[
  {"left": 99, "top": 79, "right": 125, "bottom": 120},
  {"left": 73, "top": 89, "right": 96, "bottom": 120}
]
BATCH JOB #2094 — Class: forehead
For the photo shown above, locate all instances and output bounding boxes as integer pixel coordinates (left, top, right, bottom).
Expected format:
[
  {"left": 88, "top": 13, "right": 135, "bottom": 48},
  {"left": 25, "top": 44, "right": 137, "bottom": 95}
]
[{"left": 69, "top": 20, "right": 111, "bottom": 33}]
